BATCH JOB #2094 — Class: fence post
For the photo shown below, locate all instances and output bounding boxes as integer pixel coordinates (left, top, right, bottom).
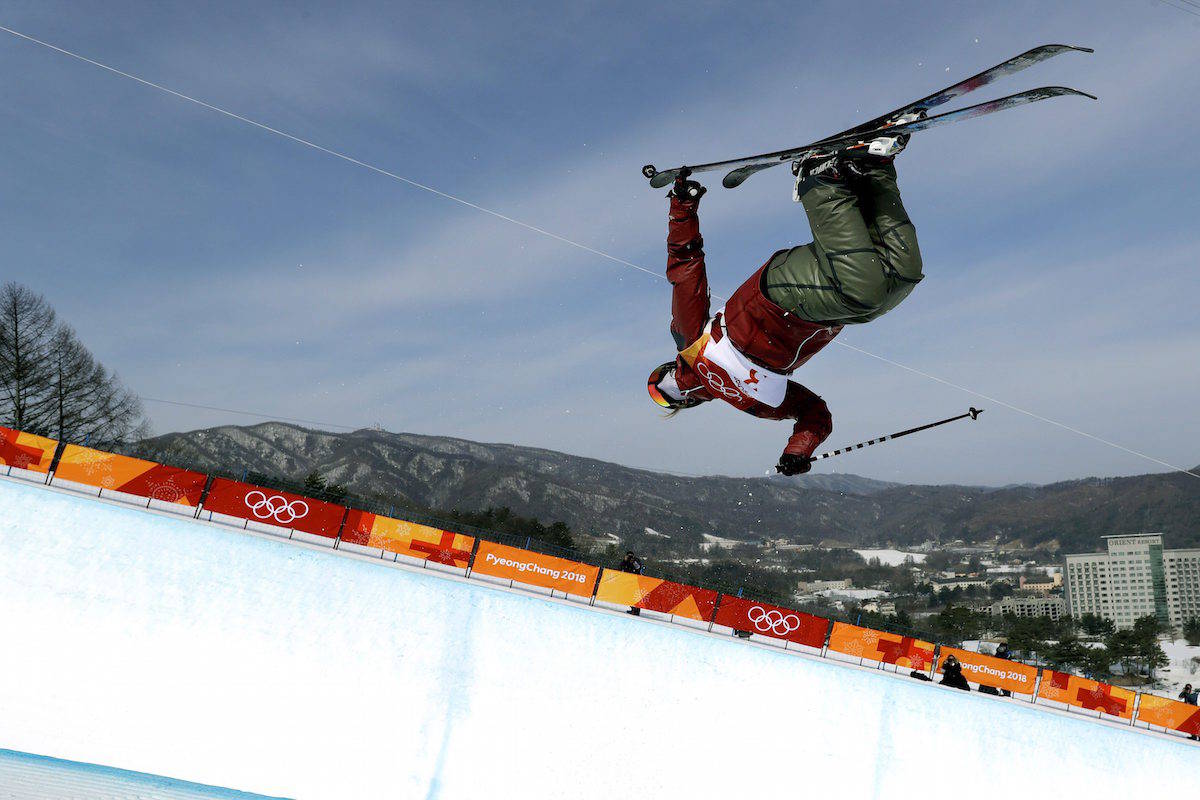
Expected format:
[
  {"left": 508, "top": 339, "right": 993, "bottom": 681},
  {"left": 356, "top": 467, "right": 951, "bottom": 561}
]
[
  {"left": 46, "top": 440, "right": 67, "bottom": 485},
  {"left": 588, "top": 569, "right": 603, "bottom": 606},
  {"left": 194, "top": 475, "right": 215, "bottom": 519},
  {"left": 464, "top": 537, "right": 483, "bottom": 579},
  {"left": 333, "top": 507, "right": 349, "bottom": 550},
  {"left": 708, "top": 593, "right": 724, "bottom": 633}
]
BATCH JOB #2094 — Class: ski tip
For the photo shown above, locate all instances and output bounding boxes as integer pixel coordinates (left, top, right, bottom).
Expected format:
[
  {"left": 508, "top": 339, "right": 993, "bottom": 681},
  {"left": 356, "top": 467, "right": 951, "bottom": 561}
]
[
  {"left": 649, "top": 169, "right": 679, "bottom": 189},
  {"left": 1046, "top": 86, "right": 1098, "bottom": 100},
  {"left": 1042, "top": 43, "right": 1094, "bottom": 54},
  {"left": 723, "top": 161, "right": 780, "bottom": 189}
]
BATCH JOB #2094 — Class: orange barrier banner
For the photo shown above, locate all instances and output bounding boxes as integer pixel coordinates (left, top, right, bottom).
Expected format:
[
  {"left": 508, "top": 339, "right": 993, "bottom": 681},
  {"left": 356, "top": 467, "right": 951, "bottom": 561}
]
[
  {"left": 0, "top": 426, "right": 57, "bottom": 473},
  {"left": 471, "top": 541, "right": 599, "bottom": 597},
  {"left": 1136, "top": 694, "right": 1200, "bottom": 736},
  {"left": 936, "top": 647, "right": 1039, "bottom": 695},
  {"left": 342, "top": 510, "right": 474, "bottom": 568},
  {"left": 594, "top": 569, "right": 718, "bottom": 622},
  {"left": 1038, "top": 670, "right": 1135, "bottom": 719},
  {"left": 53, "top": 444, "right": 207, "bottom": 506},
  {"left": 827, "top": 622, "right": 935, "bottom": 670}
]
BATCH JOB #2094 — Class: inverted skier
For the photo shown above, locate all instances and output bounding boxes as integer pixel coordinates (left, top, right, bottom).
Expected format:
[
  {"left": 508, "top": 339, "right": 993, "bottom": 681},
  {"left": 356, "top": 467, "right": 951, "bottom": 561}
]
[{"left": 646, "top": 143, "right": 923, "bottom": 476}]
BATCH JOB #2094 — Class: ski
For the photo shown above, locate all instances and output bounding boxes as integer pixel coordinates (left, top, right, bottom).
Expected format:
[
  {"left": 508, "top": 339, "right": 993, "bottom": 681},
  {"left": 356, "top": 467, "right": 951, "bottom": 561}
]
[
  {"left": 718, "top": 86, "right": 1095, "bottom": 189},
  {"left": 809, "top": 44, "right": 1093, "bottom": 147},
  {"left": 643, "top": 43, "right": 1093, "bottom": 189}
]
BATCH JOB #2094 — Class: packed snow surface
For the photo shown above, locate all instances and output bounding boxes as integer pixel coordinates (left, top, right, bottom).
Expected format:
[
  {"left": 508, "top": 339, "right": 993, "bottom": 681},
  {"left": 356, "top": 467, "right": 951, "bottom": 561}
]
[
  {"left": 0, "top": 749, "right": 285, "bottom": 799},
  {"left": 854, "top": 548, "right": 927, "bottom": 565},
  {"left": 1, "top": 477, "right": 1198, "bottom": 799}
]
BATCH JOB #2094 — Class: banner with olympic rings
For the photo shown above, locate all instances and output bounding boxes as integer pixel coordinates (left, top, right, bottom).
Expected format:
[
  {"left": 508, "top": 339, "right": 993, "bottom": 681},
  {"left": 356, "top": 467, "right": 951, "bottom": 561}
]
[
  {"left": 342, "top": 510, "right": 474, "bottom": 567},
  {"left": 1036, "top": 670, "right": 1135, "bottom": 720},
  {"left": 53, "top": 444, "right": 207, "bottom": 506},
  {"left": 934, "top": 647, "right": 1038, "bottom": 695},
  {"left": 1135, "top": 694, "right": 1200, "bottom": 736},
  {"left": 826, "top": 622, "right": 936, "bottom": 670},
  {"left": 712, "top": 595, "right": 829, "bottom": 647},
  {"left": 594, "top": 570, "right": 719, "bottom": 622},
  {"left": 470, "top": 541, "right": 600, "bottom": 597},
  {"left": 0, "top": 426, "right": 57, "bottom": 473},
  {"left": 201, "top": 477, "right": 346, "bottom": 538}
]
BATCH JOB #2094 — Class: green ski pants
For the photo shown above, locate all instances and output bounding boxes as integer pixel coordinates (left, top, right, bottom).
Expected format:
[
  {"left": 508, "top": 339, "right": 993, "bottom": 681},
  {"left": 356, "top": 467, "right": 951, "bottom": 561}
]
[{"left": 764, "top": 160, "right": 923, "bottom": 325}]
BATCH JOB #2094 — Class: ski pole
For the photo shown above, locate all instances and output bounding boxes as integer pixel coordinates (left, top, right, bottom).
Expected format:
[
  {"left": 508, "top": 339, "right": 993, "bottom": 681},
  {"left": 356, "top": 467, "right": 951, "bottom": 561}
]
[{"left": 813, "top": 407, "right": 983, "bottom": 462}]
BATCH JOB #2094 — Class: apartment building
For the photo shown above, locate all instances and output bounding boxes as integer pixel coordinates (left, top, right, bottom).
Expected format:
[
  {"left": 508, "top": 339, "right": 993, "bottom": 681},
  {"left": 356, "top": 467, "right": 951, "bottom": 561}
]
[
  {"left": 1064, "top": 533, "right": 1200, "bottom": 629},
  {"left": 991, "top": 595, "right": 1066, "bottom": 620}
]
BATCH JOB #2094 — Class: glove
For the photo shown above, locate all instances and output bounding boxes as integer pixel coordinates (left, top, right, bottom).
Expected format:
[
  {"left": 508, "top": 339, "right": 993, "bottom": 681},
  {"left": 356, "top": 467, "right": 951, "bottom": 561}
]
[
  {"left": 671, "top": 167, "right": 706, "bottom": 202},
  {"left": 775, "top": 453, "right": 813, "bottom": 476}
]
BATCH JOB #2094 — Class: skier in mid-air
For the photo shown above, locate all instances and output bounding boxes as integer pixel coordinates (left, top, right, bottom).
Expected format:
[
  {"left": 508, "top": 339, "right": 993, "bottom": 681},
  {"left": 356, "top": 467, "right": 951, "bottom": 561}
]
[{"left": 647, "top": 143, "right": 923, "bottom": 475}]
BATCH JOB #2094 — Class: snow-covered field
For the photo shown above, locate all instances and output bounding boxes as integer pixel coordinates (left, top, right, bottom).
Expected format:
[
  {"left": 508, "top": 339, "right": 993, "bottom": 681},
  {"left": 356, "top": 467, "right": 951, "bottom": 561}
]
[
  {"left": 854, "top": 548, "right": 927, "bottom": 566},
  {"left": 1158, "top": 638, "right": 1200, "bottom": 696},
  {"left": 818, "top": 587, "right": 890, "bottom": 601},
  {"left": 1, "top": 476, "right": 1198, "bottom": 798}
]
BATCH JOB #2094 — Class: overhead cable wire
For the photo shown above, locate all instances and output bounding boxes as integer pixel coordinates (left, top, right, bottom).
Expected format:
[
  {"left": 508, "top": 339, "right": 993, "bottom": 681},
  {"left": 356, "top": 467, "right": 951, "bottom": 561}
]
[
  {"left": 1157, "top": 0, "right": 1200, "bottom": 16},
  {"left": 0, "top": 24, "right": 663, "bottom": 284},
  {"left": 3, "top": 24, "right": 1196, "bottom": 481},
  {"left": 834, "top": 341, "right": 1198, "bottom": 478}
]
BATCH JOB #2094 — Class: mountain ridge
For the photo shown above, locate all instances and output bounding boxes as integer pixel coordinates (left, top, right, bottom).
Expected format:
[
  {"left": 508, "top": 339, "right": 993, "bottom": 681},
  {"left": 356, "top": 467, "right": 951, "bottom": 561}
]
[{"left": 138, "top": 422, "right": 1200, "bottom": 553}]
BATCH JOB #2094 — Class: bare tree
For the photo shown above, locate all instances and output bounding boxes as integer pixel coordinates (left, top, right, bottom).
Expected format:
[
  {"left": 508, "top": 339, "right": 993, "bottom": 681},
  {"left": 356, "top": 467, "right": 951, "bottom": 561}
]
[
  {"left": 0, "top": 282, "right": 57, "bottom": 432},
  {"left": 0, "top": 282, "right": 148, "bottom": 445},
  {"left": 46, "top": 323, "right": 149, "bottom": 446}
]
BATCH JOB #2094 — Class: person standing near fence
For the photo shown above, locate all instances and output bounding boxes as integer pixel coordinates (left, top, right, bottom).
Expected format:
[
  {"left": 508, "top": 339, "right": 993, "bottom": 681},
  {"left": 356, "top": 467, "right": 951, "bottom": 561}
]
[
  {"left": 1179, "top": 684, "right": 1199, "bottom": 740},
  {"left": 993, "top": 641, "right": 1013, "bottom": 697},
  {"left": 617, "top": 551, "right": 645, "bottom": 616},
  {"left": 939, "top": 654, "right": 971, "bottom": 692}
]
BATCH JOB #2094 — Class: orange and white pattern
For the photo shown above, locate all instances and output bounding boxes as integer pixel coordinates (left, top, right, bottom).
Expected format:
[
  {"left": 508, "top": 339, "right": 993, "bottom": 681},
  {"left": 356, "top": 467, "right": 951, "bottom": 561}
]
[
  {"left": 53, "top": 445, "right": 207, "bottom": 506},
  {"left": 0, "top": 426, "right": 57, "bottom": 473},
  {"left": 594, "top": 570, "right": 719, "bottom": 621},
  {"left": 343, "top": 510, "right": 474, "bottom": 568},
  {"left": 1038, "top": 670, "right": 1135, "bottom": 719},
  {"left": 827, "top": 622, "right": 936, "bottom": 670},
  {"left": 1136, "top": 694, "right": 1200, "bottom": 735}
]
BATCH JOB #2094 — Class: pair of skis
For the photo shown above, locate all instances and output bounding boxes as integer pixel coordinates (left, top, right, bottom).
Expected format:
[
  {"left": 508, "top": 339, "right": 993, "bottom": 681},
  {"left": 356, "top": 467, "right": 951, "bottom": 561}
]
[{"left": 642, "top": 44, "right": 1095, "bottom": 190}]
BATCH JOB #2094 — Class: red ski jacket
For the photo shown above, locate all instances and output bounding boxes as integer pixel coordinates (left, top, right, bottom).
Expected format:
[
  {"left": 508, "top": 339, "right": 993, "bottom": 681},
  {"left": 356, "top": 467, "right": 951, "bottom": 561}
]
[{"left": 666, "top": 193, "right": 834, "bottom": 459}]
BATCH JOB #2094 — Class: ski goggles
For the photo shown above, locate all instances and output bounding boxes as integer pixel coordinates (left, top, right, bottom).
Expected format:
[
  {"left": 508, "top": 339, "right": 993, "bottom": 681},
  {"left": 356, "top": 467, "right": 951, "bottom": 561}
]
[
  {"left": 647, "top": 361, "right": 703, "bottom": 410},
  {"left": 647, "top": 361, "right": 676, "bottom": 409}
]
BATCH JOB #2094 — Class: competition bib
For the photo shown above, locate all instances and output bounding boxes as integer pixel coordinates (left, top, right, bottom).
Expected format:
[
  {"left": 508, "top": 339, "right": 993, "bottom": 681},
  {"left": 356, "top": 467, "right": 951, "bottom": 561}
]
[{"left": 682, "top": 322, "right": 787, "bottom": 411}]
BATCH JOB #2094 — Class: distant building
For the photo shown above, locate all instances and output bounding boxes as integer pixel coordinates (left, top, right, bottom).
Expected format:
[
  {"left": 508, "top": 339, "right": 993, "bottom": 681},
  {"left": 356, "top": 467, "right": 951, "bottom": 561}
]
[
  {"left": 699, "top": 533, "right": 743, "bottom": 552},
  {"left": 991, "top": 595, "right": 1066, "bottom": 620},
  {"left": 861, "top": 600, "right": 897, "bottom": 616},
  {"left": 1018, "top": 573, "right": 1062, "bottom": 594},
  {"left": 1064, "top": 533, "right": 1200, "bottom": 630},
  {"left": 798, "top": 578, "right": 852, "bottom": 593},
  {"left": 930, "top": 577, "right": 988, "bottom": 592},
  {"left": 762, "top": 539, "right": 812, "bottom": 552}
]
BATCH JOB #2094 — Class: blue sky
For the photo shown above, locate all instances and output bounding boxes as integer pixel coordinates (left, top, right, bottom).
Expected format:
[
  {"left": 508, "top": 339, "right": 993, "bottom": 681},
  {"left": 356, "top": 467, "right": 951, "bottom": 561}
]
[{"left": 1, "top": 0, "right": 1198, "bottom": 486}]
